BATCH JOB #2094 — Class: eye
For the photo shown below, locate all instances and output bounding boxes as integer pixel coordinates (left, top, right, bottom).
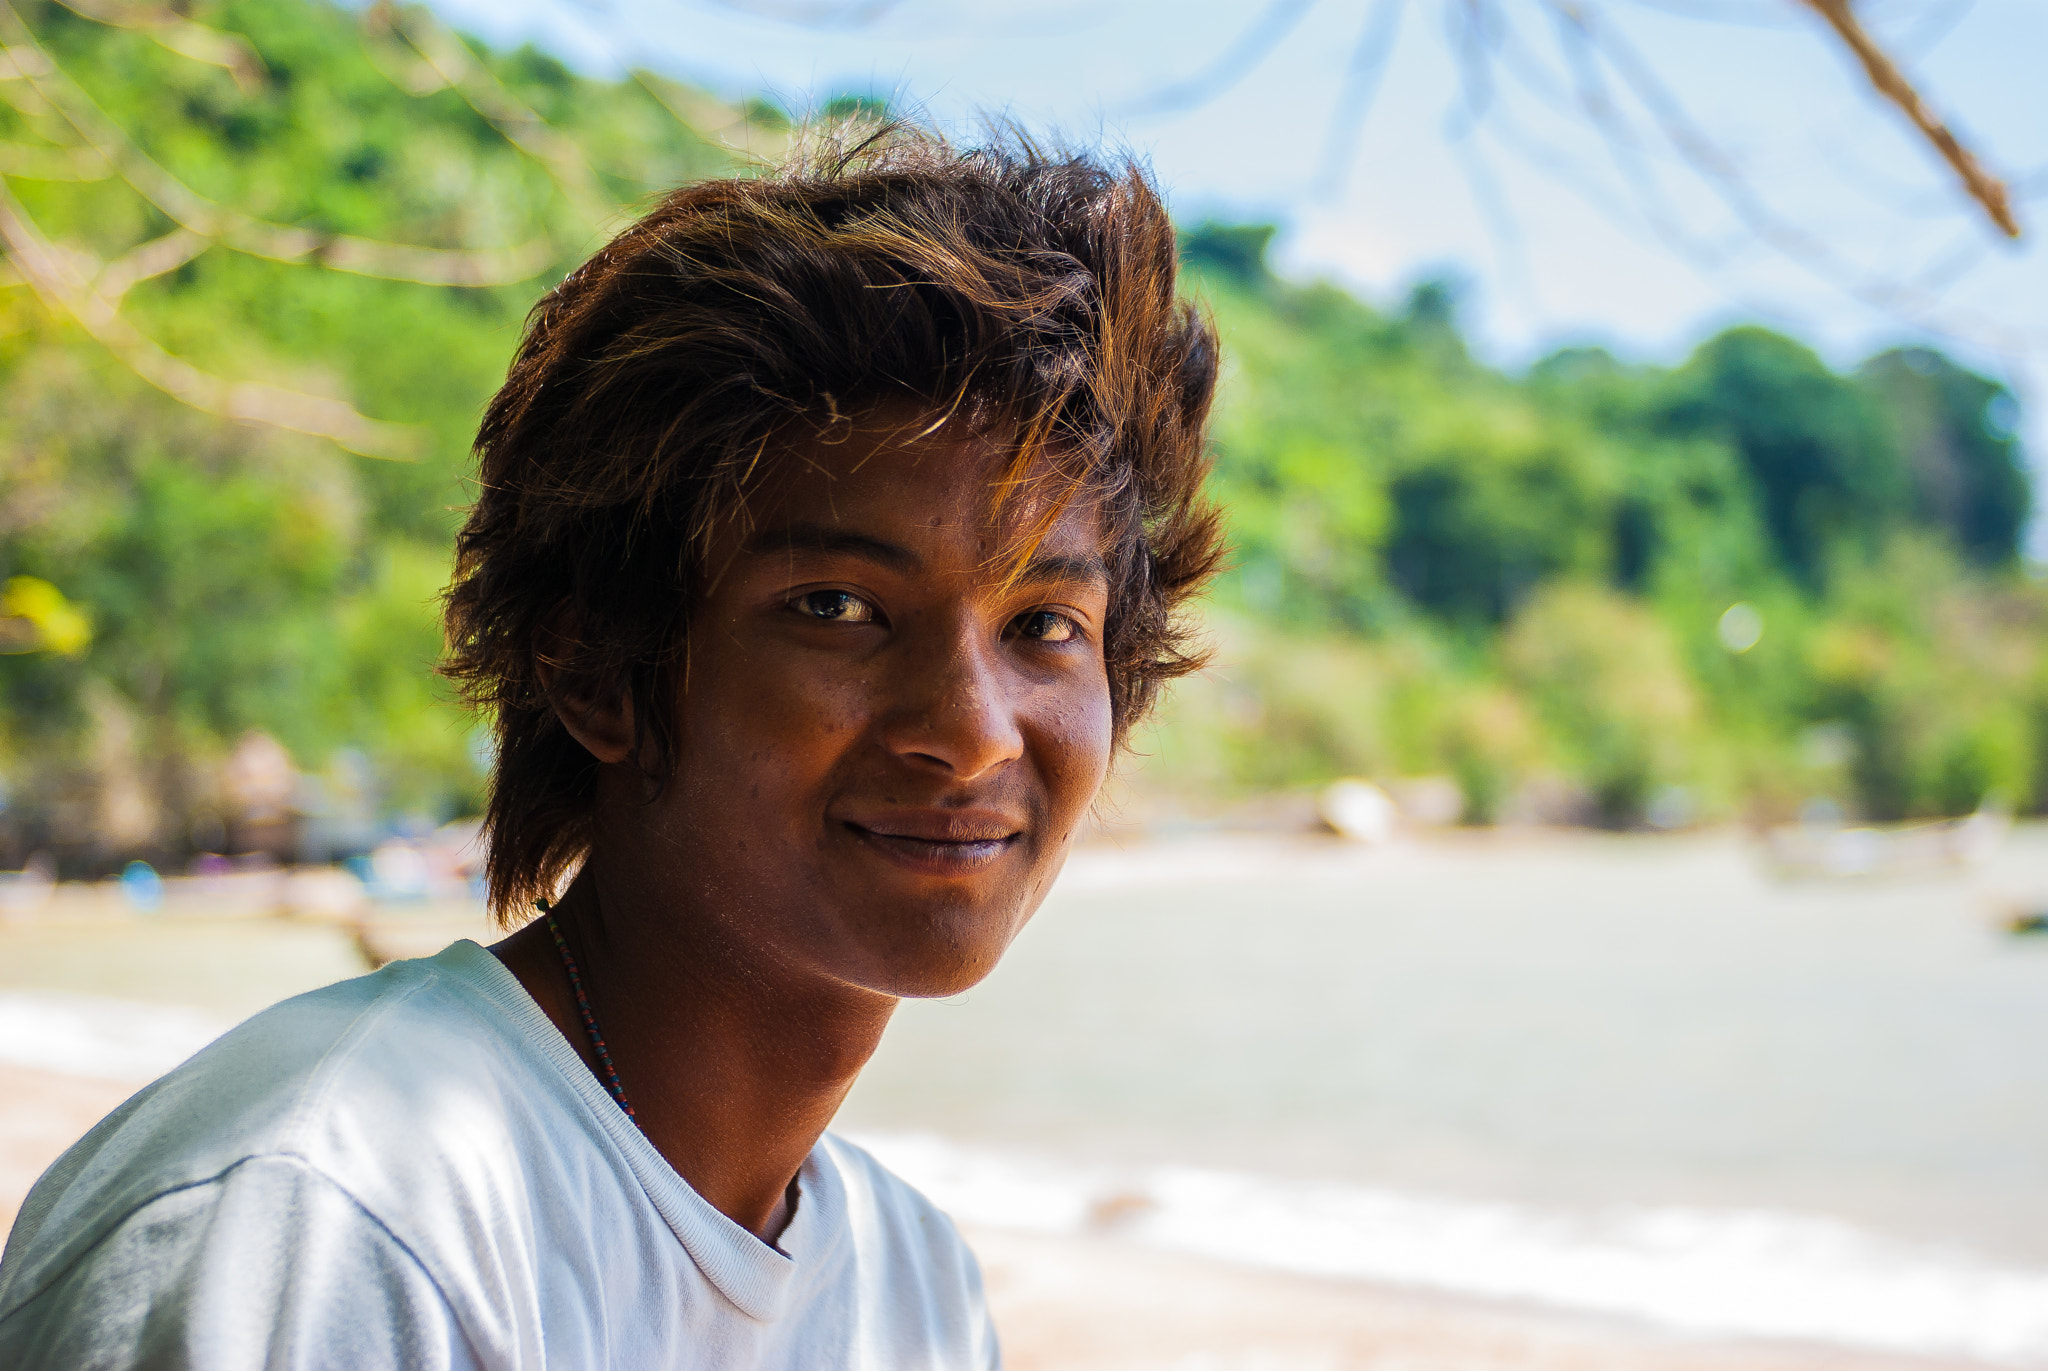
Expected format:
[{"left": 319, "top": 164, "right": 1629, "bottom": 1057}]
[
  {"left": 791, "top": 590, "right": 878, "bottom": 624},
  {"left": 1013, "top": 609, "right": 1079, "bottom": 644}
]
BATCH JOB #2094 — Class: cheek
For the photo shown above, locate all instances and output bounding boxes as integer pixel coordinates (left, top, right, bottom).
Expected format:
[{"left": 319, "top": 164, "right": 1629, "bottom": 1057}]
[
  {"left": 1037, "top": 673, "right": 1115, "bottom": 820},
  {"left": 679, "top": 641, "right": 873, "bottom": 797}
]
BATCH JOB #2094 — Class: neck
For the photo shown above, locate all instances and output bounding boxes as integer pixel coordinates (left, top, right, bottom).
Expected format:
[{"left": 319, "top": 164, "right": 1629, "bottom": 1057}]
[{"left": 492, "top": 863, "right": 898, "bottom": 1243}]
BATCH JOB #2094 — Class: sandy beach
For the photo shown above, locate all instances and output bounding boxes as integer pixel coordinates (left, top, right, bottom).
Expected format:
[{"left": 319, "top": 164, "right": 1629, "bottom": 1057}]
[
  {"left": 0, "top": 1061, "right": 1981, "bottom": 1371},
  {"left": 0, "top": 1063, "right": 133, "bottom": 1237}
]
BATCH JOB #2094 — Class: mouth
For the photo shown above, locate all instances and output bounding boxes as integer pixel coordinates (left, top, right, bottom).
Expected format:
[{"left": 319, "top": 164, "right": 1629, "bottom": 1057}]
[{"left": 841, "top": 814, "right": 1023, "bottom": 874}]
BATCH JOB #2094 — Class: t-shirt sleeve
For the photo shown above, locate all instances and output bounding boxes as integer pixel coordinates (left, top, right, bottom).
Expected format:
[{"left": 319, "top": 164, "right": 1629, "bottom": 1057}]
[{"left": 0, "top": 1154, "right": 481, "bottom": 1371}]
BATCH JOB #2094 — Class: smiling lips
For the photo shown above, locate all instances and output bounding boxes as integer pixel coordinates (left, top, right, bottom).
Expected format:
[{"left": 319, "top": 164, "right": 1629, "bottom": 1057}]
[{"left": 842, "top": 811, "right": 1022, "bottom": 873}]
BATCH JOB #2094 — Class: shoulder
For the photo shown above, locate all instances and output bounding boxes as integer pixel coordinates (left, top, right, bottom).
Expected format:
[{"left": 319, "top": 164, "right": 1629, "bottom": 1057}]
[
  {"left": 0, "top": 942, "right": 559, "bottom": 1320},
  {"left": 814, "top": 1134, "right": 1000, "bottom": 1367},
  {"left": 0, "top": 1150, "right": 478, "bottom": 1369},
  {"left": 817, "top": 1132, "right": 986, "bottom": 1288},
  {"left": 821, "top": 1134, "right": 958, "bottom": 1230}
]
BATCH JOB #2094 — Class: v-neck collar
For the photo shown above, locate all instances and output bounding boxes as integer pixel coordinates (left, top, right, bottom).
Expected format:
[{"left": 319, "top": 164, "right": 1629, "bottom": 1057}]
[{"left": 434, "top": 939, "right": 847, "bottom": 1322}]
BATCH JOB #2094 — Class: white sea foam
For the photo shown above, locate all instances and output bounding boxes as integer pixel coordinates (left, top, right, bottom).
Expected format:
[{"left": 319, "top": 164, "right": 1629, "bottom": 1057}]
[
  {"left": 850, "top": 1131, "right": 2048, "bottom": 1366},
  {"left": 0, "top": 990, "right": 229, "bottom": 1081}
]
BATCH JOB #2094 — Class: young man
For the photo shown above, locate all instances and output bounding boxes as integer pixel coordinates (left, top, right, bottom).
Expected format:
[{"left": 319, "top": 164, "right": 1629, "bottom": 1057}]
[{"left": 0, "top": 126, "right": 1222, "bottom": 1368}]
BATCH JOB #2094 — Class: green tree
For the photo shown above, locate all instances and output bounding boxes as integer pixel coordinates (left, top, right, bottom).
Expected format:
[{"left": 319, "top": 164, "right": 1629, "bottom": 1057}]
[
  {"left": 1859, "top": 348, "right": 2030, "bottom": 569},
  {"left": 0, "top": 0, "right": 747, "bottom": 863},
  {"left": 1659, "top": 328, "right": 1908, "bottom": 588}
]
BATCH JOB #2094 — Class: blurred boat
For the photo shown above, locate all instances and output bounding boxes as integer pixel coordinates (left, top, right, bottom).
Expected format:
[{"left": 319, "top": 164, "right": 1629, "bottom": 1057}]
[{"left": 1763, "top": 805, "right": 2009, "bottom": 880}]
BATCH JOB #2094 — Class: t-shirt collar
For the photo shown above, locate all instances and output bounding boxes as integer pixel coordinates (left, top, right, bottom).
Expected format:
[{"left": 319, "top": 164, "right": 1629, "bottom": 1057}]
[{"left": 436, "top": 939, "right": 847, "bottom": 1322}]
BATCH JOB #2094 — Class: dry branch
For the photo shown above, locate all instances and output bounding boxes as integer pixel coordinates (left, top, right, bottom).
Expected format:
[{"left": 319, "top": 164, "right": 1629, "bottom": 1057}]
[
  {"left": 93, "top": 226, "right": 206, "bottom": 304},
  {"left": 633, "top": 70, "right": 788, "bottom": 165},
  {"left": 0, "top": 140, "right": 108, "bottom": 180},
  {"left": 0, "top": 179, "right": 422, "bottom": 460},
  {"left": 1117, "top": 0, "right": 1320, "bottom": 117},
  {"left": 0, "top": 2, "right": 557, "bottom": 285},
  {"left": 48, "top": 0, "right": 268, "bottom": 93},
  {"left": 1317, "top": 0, "right": 1408, "bottom": 195},
  {"left": 1541, "top": 0, "right": 2031, "bottom": 350},
  {"left": 1798, "top": 0, "right": 2019, "bottom": 239},
  {"left": 370, "top": 3, "right": 613, "bottom": 228}
]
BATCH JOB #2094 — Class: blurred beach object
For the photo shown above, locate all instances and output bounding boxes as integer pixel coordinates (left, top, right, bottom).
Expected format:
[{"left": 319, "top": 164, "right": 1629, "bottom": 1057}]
[
  {"left": 1316, "top": 775, "right": 1468, "bottom": 840},
  {"left": 348, "top": 903, "right": 493, "bottom": 967},
  {"left": 0, "top": 850, "right": 53, "bottom": 916},
  {"left": 342, "top": 817, "right": 493, "bottom": 965},
  {"left": 1317, "top": 778, "right": 1397, "bottom": 843},
  {"left": 1386, "top": 774, "right": 1464, "bottom": 827},
  {"left": 1763, "top": 803, "right": 2012, "bottom": 881},
  {"left": 115, "top": 858, "right": 160, "bottom": 911},
  {"left": 219, "top": 730, "right": 295, "bottom": 858},
  {"left": 345, "top": 817, "right": 482, "bottom": 901}
]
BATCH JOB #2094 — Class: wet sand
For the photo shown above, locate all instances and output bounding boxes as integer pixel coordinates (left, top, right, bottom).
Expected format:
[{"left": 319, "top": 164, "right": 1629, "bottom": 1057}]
[{"left": 0, "top": 1062, "right": 1977, "bottom": 1371}]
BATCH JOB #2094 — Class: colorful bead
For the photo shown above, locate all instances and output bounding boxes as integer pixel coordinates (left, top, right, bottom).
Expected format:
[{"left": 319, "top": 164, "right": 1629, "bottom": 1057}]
[{"left": 543, "top": 903, "right": 639, "bottom": 1124}]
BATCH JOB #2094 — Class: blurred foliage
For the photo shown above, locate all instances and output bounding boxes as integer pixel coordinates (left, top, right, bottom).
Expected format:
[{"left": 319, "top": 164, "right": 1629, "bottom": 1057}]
[
  {"left": 0, "top": 3, "right": 2038, "bottom": 869},
  {"left": 0, "top": 0, "right": 749, "bottom": 865},
  {"left": 1144, "top": 222, "right": 2039, "bottom": 829}
]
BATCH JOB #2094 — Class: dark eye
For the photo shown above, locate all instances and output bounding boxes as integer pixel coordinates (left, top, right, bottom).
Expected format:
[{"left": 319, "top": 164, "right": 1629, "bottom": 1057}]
[
  {"left": 1014, "top": 609, "right": 1078, "bottom": 643},
  {"left": 792, "top": 590, "right": 878, "bottom": 624}
]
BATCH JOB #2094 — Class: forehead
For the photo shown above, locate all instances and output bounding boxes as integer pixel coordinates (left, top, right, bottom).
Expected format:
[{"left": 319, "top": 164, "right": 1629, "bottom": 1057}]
[{"left": 747, "top": 417, "right": 1104, "bottom": 559}]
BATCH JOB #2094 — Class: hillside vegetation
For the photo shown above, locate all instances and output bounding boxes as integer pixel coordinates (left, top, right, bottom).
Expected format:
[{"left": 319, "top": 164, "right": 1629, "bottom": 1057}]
[
  {"left": 0, "top": 0, "right": 2038, "bottom": 869},
  {"left": 1157, "top": 224, "right": 2038, "bottom": 828}
]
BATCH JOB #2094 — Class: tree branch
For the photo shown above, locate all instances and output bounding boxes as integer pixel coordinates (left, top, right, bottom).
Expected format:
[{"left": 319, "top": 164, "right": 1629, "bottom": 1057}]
[
  {"left": 1116, "top": 0, "right": 1320, "bottom": 118},
  {"left": 1797, "top": 0, "right": 2018, "bottom": 238},
  {"left": 0, "top": 180, "right": 423, "bottom": 460}
]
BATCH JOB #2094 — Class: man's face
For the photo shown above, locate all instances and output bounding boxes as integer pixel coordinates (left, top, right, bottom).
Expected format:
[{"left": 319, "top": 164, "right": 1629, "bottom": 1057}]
[{"left": 608, "top": 421, "right": 1113, "bottom": 1000}]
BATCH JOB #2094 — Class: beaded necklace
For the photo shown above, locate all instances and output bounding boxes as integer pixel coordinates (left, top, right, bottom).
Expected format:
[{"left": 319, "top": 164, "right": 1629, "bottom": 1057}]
[{"left": 540, "top": 901, "right": 639, "bottom": 1124}]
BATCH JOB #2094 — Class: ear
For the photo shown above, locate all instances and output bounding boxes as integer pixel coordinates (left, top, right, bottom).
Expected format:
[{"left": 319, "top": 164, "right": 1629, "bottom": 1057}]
[{"left": 535, "top": 616, "right": 636, "bottom": 766}]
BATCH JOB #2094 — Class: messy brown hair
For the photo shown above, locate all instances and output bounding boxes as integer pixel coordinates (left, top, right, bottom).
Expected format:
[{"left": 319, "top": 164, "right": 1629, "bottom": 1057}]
[{"left": 443, "top": 124, "right": 1224, "bottom": 923}]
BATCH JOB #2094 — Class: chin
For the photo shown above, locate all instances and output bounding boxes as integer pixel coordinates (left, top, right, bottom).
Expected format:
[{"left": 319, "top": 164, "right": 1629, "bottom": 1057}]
[
  {"left": 876, "top": 954, "right": 1006, "bottom": 1001},
  {"left": 843, "top": 896, "right": 1033, "bottom": 1000}
]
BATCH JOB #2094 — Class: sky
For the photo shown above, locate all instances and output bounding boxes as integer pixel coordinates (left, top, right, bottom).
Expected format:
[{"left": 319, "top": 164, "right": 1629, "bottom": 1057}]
[{"left": 415, "top": 0, "right": 2048, "bottom": 538}]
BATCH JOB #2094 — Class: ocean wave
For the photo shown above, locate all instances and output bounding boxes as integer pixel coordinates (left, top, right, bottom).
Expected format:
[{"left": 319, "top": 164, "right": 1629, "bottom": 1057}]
[
  {"left": 850, "top": 1130, "right": 2048, "bottom": 1366},
  {"left": 0, "top": 990, "right": 229, "bottom": 1081}
]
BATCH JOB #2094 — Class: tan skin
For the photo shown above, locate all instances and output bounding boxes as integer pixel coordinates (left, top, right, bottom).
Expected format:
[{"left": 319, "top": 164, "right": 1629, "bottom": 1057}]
[{"left": 490, "top": 421, "right": 1114, "bottom": 1245}]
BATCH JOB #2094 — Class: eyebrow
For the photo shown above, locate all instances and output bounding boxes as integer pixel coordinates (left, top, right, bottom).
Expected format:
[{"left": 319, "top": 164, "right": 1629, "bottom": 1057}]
[
  {"left": 745, "top": 522, "right": 1108, "bottom": 587},
  {"left": 744, "top": 523, "right": 921, "bottom": 573},
  {"left": 1013, "top": 552, "right": 1109, "bottom": 588}
]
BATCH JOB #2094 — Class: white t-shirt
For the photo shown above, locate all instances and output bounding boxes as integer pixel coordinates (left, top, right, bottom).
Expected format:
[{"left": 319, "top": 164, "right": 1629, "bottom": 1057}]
[{"left": 0, "top": 941, "right": 1000, "bottom": 1370}]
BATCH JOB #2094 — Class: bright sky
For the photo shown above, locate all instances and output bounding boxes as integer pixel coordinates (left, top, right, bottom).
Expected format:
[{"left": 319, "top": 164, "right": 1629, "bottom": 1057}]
[{"left": 420, "top": 0, "right": 2048, "bottom": 537}]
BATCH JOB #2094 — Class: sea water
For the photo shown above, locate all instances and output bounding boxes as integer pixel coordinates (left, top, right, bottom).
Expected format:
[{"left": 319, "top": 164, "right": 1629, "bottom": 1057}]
[{"left": 837, "top": 827, "right": 2048, "bottom": 1364}]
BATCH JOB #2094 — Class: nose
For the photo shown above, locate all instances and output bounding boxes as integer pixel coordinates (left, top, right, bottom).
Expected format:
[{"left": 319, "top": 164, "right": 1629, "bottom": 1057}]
[{"left": 878, "top": 614, "right": 1026, "bottom": 781}]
